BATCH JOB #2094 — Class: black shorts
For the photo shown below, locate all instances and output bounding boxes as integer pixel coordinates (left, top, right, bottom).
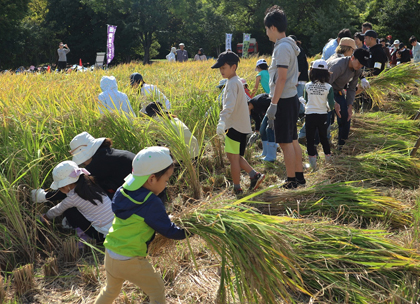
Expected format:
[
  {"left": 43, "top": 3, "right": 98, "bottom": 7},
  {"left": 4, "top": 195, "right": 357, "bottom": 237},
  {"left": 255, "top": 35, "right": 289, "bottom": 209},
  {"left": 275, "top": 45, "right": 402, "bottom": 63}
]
[
  {"left": 58, "top": 61, "right": 67, "bottom": 71},
  {"left": 274, "top": 95, "right": 299, "bottom": 144},
  {"left": 225, "top": 128, "right": 248, "bottom": 156}
]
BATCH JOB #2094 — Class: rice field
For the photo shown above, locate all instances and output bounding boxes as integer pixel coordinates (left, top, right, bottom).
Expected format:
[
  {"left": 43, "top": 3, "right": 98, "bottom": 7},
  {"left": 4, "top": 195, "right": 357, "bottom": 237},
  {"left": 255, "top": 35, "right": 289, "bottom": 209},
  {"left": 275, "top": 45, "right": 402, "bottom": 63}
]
[{"left": 0, "top": 59, "right": 419, "bottom": 303}]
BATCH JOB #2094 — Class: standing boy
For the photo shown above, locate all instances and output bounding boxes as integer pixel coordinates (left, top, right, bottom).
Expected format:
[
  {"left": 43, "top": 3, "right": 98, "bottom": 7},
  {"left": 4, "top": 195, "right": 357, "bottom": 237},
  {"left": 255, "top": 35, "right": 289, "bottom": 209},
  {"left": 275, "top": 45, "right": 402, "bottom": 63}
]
[
  {"left": 264, "top": 6, "right": 305, "bottom": 189},
  {"left": 211, "top": 51, "right": 265, "bottom": 195},
  {"left": 94, "top": 147, "right": 189, "bottom": 304}
]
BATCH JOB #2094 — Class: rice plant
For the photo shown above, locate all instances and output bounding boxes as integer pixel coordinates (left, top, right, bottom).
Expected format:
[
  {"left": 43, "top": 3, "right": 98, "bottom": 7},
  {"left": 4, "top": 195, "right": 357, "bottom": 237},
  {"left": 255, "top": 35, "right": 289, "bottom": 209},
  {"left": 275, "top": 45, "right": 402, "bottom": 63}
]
[
  {"left": 12, "top": 264, "right": 34, "bottom": 296},
  {"left": 43, "top": 255, "right": 59, "bottom": 278},
  {"left": 250, "top": 182, "right": 412, "bottom": 228}
]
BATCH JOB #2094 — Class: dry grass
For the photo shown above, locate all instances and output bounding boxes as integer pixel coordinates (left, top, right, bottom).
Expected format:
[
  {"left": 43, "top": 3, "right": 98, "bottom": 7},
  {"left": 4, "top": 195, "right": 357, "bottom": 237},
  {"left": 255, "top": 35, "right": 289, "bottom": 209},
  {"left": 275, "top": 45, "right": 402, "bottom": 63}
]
[
  {"left": 12, "top": 264, "right": 34, "bottom": 296},
  {"left": 43, "top": 255, "right": 59, "bottom": 278}
]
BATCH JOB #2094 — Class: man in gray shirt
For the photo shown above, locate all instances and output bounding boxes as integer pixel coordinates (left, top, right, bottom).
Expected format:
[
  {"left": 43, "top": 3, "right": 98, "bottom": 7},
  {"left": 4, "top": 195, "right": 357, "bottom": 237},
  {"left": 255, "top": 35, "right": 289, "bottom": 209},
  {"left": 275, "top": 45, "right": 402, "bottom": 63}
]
[
  {"left": 327, "top": 48, "right": 369, "bottom": 148},
  {"left": 57, "top": 42, "right": 70, "bottom": 71},
  {"left": 176, "top": 43, "right": 188, "bottom": 62}
]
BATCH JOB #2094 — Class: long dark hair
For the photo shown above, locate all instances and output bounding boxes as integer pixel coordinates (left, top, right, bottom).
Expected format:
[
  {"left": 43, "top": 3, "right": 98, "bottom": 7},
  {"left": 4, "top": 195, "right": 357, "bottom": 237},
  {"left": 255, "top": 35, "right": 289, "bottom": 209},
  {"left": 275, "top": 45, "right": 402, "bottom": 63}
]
[
  {"left": 74, "top": 175, "right": 106, "bottom": 205},
  {"left": 309, "top": 69, "right": 330, "bottom": 84}
]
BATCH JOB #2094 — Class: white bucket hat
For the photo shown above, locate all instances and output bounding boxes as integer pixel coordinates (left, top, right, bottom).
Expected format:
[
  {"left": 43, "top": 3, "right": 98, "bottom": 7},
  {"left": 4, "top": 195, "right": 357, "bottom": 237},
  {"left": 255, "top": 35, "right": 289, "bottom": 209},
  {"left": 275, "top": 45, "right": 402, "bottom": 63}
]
[
  {"left": 123, "top": 147, "right": 173, "bottom": 191},
  {"left": 69, "top": 132, "right": 105, "bottom": 165},
  {"left": 50, "top": 161, "right": 90, "bottom": 190}
]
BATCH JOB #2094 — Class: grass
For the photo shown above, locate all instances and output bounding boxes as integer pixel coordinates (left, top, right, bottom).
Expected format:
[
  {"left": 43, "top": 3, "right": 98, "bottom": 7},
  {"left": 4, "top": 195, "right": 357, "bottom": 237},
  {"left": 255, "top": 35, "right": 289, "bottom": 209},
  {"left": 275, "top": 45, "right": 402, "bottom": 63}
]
[{"left": 0, "top": 58, "right": 419, "bottom": 303}]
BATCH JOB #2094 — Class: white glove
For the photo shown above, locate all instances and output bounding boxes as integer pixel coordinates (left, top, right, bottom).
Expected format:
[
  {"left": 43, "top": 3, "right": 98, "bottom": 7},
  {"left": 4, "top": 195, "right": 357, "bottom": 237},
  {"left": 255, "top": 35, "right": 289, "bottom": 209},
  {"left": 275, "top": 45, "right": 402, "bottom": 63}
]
[
  {"left": 216, "top": 121, "right": 226, "bottom": 136},
  {"left": 360, "top": 78, "right": 370, "bottom": 89},
  {"left": 31, "top": 189, "right": 48, "bottom": 203},
  {"left": 299, "top": 97, "right": 306, "bottom": 105},
  {"left": 267, "top": 119, "right": 275, "bottom": 130},
  {"left": 266, "top": 103, "right": 278, "bottom": 121}
]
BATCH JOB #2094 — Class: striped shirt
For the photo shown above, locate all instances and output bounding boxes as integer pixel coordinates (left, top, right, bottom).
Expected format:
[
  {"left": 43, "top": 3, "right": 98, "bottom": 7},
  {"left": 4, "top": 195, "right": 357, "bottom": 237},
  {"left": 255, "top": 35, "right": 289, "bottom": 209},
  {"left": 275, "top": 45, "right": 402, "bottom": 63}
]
[{"left": 45, "top": 189, "right": 114, "bottom": 232}]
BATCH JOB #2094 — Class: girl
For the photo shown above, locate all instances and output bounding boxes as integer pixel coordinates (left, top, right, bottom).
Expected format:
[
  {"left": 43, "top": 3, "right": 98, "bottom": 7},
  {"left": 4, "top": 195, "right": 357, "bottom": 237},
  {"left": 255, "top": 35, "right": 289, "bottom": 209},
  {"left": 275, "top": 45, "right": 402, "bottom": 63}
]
[
  {"left": 250, "top": 59, "right": 269, "bottom": 98},
  {"left": 130, "top": 72, "right": 171, "bottom": 111},
  {"left": 303, "top": 59, "right": 335, "bottom": 170},
  {"left": 40, "top": 161, "right": 114, "bottom": 243}
]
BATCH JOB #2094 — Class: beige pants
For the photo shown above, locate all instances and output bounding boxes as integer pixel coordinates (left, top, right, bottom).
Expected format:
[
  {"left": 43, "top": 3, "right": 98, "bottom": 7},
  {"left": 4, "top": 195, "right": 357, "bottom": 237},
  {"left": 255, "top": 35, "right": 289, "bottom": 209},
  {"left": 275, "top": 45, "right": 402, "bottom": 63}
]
[{"left": 94, "top": 251, "right": 165, "bottom": 304}]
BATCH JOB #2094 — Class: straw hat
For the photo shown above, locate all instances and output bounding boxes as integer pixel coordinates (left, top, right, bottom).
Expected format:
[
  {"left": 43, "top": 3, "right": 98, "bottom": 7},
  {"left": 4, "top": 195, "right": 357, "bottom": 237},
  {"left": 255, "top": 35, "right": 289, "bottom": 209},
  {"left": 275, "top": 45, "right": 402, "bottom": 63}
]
[
  {"left": 50, "top": 161, "right": 90, "bottom": 190},
  {"left": 69, "top": 132, "right": 105, "bottom": 165}
]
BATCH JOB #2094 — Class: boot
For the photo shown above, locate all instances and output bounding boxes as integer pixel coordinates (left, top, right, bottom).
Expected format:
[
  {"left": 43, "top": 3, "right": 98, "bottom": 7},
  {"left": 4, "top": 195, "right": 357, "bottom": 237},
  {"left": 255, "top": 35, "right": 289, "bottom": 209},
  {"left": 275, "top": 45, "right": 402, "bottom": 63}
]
[
  {"left": 263, "top": 142, "right": 277, "bottom": 162},
  {"left": 325, "top": 154, "right": 332, "bottom": 163},
  {"left": 256, "top": 141, "right": 268, "bottom": 158},
  {"left": 308, "top": 155, "right": 317, "bottom": 171}
]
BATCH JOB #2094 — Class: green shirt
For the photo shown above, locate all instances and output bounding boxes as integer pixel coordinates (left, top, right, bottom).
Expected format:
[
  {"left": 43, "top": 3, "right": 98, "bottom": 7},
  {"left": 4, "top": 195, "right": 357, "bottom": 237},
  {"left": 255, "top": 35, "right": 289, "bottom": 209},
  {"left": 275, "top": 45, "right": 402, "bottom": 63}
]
[{"left": 257, "top": 70, "right": 270, "bottom": 94}]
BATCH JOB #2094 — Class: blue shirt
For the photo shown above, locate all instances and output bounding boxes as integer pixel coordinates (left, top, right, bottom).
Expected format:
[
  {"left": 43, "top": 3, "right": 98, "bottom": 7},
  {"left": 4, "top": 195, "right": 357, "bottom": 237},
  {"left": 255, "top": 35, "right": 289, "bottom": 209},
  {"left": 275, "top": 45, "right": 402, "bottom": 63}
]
[{"left": 321, "top": 39, "right": 338, "bottom": 61}]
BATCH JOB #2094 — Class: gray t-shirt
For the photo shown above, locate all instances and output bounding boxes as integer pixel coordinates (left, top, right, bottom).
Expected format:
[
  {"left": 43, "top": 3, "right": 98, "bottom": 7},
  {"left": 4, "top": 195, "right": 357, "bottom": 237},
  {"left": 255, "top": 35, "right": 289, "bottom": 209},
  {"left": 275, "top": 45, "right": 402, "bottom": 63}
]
[
  {"left": 268, "top": 37, "right": 300, "bottom": 100},
  {"left": 327, "top": 57, "right": 362, "bottom": 106},
  {"left": 57, "top": 48, "right": 70, "bottom": 61}
]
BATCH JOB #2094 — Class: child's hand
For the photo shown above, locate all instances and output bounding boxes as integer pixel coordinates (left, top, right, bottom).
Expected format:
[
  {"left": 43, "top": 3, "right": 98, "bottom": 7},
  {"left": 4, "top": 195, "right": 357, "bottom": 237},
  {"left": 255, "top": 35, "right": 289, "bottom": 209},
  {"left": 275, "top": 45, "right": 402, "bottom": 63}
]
[{"left": 216, "top": 121, "right": 226, "bottom": 136}]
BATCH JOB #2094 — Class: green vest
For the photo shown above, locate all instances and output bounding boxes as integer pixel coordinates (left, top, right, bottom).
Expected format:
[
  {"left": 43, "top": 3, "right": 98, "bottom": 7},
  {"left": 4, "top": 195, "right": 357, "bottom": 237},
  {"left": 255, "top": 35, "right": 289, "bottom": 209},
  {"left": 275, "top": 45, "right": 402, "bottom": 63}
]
[{"left": 104, "top": 190, "right": 154, "bottom": 257}]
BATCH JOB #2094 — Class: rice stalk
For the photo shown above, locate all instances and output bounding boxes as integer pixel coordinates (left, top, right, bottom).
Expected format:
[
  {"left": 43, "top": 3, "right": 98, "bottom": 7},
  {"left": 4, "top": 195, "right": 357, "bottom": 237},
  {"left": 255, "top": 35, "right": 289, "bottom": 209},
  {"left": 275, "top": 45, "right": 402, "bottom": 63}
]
[
  {"left": 0, "top": 275, "right": 5, "bottom": 304},
  {"left": 251, "top": 182, "right": 412, "bottom": 228},
  {"left": 43, "top": 255, "right": 59, "bottom": 278},
  {"left": 366, "top": 63, "right": 420, "bottom": 105},
  {"left": 62, "top": 238, "right": 79, "bottom": 264},
  {"left": 12, "top": 264, "right": 34, "bottom": 296}
]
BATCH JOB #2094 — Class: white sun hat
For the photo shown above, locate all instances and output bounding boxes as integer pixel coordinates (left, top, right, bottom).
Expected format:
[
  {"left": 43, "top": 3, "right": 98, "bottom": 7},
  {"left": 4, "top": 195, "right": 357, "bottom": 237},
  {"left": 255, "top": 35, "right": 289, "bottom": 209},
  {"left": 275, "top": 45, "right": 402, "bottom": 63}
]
[
  {"left": 50, "top": 161, "right": 90, "bottom": 190},
  {"left": 69, "top": 132, "right": 105, "bottom": 165},
  {"left": 123, "top": 146, "right": 173, "bottom": 191}
]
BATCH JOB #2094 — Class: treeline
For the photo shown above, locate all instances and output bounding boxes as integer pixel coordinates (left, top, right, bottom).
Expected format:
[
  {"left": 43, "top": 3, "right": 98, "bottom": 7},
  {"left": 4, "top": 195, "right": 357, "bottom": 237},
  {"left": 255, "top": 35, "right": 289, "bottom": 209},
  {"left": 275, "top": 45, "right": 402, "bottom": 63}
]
[{"left": 1, "top": 0, "right": 419, "bottom": 69}]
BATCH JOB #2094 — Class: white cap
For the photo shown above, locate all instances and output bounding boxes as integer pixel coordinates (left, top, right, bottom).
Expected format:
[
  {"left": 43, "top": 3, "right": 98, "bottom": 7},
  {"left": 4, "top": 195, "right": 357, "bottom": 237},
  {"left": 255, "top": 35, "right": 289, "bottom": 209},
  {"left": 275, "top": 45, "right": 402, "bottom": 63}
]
[
  {"left": 50, "top": 161, "right": 90, "bottom": 190},
  {"left": 312, "top": 59, "right": 329, "bottom": 71},
  {"left": 179, "top": 43, "right": 185, "bottom": 46},
  {"left": 255, "top": 59, "right": 267, "bottom": 71},
  {"left": 393, "top": 39, "right": 400, "bottom": 45},
  {"left": 122, "top": 147, "right": 173, "bottom": 191},
  {"left": 69, "top": 132, "right": 105, "bottom": 165}
]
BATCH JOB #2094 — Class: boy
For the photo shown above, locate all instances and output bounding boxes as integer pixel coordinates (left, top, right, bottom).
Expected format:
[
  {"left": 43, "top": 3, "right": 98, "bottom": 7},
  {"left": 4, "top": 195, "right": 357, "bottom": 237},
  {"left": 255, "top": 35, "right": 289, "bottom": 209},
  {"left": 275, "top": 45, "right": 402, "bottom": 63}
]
[
  {"left": 94, "top": 147, "right": 189, "bottom": 304},
  {"left": 264, "top": 6, "right": 305, "bottom": 189},
  {"left": 211, "top": 51, "right": 265, "bottom": 195}
]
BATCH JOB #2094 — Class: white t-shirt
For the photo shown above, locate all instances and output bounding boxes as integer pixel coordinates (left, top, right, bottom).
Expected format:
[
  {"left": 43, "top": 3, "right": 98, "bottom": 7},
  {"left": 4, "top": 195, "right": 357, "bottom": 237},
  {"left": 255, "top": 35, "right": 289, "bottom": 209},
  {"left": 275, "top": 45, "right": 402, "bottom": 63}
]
[
  {"left": 140, "top": 84, "right": 171, "bottom": 110},
  {"left": 304, "top": 82, "right": 334, "bottom": 114}
]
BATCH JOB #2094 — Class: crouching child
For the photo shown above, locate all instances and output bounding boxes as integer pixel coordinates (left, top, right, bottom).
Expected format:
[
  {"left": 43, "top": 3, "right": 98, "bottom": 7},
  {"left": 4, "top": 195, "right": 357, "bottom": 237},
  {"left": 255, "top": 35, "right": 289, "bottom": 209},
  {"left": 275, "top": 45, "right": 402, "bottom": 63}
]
[{"left": 94, "top": 147, "right": 190, "bottom": 304}]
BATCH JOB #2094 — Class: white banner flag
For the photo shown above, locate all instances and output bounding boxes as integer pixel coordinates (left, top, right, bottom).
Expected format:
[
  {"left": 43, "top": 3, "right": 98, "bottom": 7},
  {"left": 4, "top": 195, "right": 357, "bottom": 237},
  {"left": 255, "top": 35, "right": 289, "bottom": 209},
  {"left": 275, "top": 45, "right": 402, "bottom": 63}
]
[{"left": 226, "top": 33, "right": 232, "bottom": 51}]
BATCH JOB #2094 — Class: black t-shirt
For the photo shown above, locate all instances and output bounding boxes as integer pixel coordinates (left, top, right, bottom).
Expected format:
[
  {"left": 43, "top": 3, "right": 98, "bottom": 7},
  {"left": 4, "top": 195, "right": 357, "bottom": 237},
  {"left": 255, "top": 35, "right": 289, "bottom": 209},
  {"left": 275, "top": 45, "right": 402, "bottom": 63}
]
[
  {"left": 297, "top": 48, "right": 309, "bottom": 82},
  {"left": 367, "top": 44, "right": 388, "bottom": 76}
]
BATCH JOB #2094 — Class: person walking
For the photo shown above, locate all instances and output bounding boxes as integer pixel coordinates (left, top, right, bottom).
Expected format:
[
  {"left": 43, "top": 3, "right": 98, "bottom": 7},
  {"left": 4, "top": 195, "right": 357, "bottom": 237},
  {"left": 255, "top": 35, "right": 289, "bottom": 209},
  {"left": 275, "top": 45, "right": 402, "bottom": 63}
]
[{"left": 57, "top": 42, "right": 70, "bottom": 72}]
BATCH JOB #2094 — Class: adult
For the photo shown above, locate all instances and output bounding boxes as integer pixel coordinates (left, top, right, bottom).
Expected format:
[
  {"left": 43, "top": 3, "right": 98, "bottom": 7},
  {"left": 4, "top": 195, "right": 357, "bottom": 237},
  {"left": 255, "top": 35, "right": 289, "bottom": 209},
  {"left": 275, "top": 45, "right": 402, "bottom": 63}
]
[
  {"left": 166, "top": 47, "right": 176, "bottom": 62},
  {"left": 409, "top": 36, "right": 420, "bottom": 63},
  {"left": 321, "top": 28, "right": 352, "bottom": 61},
  {"left": 363, "top": 30, "right": 387, "bottom": 76},
  {"left": 57, "top": 42, "right": 70, "bottom": 72},
  {"left": 397, "top": 43, "right": 411, "bottom": 64},
  {"left": 98, "top": 76, "right": 136, "bottom": 117},
  {"left": 327, "top": 49, "right": 370, "bottom": 149},
  {"left": 290, "top": 35, "right": 308, "bottom": 98},
  {"left": 361, "top": 22, "right": 373, "bottom": 34},
  {"left": 194, "top": 48, "right": 207, "bottom": 61},
  {"left": 327, "top": 37, "right": 357, "bottom": 62},
  {"left": 380, "top": 38, "right": 392, "bottom": 63},
  {"left": 176, "top": 43, "right": 188, "bottom": 62},
  {"left": 354, "top": 32, "right": 368, "bottom": 50}
]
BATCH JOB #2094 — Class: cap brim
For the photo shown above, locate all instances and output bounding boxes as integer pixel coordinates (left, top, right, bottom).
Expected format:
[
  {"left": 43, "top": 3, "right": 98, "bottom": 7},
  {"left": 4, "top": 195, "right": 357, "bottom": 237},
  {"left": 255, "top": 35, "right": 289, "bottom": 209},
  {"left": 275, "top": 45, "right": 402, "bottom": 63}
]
[
  {"left": 211, "top": 61, "right": 223, "bottom": 69},
  {"left": 122, "top": 174, "right": 150, "bottom": 191}
]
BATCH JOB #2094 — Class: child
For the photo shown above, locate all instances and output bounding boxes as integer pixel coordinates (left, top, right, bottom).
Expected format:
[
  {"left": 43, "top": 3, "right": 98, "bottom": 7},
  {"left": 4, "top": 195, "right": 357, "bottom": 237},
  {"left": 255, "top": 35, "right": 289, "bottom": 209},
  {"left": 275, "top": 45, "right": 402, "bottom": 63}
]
[
  {"left": 145, "top": 102, "right": 199, "bottom": 159},
  {"left": 130, "top": 72, "right": 171, "bottom": 111},
  {"left": 94, "top": 147, "right": 189, "bottom": 304},
  {"left": 303, "top": 59, "right": 334, "bottom": 170},
  {"left": 39, "top": 161, "right": 114, "bottom": 243},
  {"left": 211, "top": 51, "right": 265, "bottom": 195},
  {"left": 240, "top": 78, "right": 252, "bottom": 101},
  {"left": 98, "top": 76, "right": 136, "bottom": 117},
  {"left": 250, "top": 59, "right": 270, "bottom": 98},
  {"left": 264, "top": 6, "right": 305, "bottom": 189}
]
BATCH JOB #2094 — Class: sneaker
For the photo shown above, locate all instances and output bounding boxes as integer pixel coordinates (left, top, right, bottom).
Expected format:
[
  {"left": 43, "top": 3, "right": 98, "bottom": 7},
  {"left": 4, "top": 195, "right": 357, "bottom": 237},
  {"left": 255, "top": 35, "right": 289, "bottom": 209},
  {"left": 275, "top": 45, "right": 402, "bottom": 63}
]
[
  {"left": 282, "top": 180, "right": 298, "bottom": 189},
  {"left": 234, "top": 188, "right": 244, "bottom": 196},
  {"left": 296, "top": 178, "right": 306, "bottom": 186},
  {"left": 249, "top": 173, "right": 265, "bottom": 191}
]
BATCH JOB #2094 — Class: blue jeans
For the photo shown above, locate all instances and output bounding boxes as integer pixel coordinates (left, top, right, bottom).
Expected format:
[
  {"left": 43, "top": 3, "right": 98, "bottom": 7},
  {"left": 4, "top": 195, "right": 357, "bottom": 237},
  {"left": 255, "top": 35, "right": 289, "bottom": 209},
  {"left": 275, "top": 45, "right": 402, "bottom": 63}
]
[
  {"left": 334, "top": 91, "right": 351, "bottom": 145},
  {"left": 259, "top": 115, "right": 275, "bottom": 142},
  {"left": 297, "top": 84, "right": 305, "bottom": 98}
]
